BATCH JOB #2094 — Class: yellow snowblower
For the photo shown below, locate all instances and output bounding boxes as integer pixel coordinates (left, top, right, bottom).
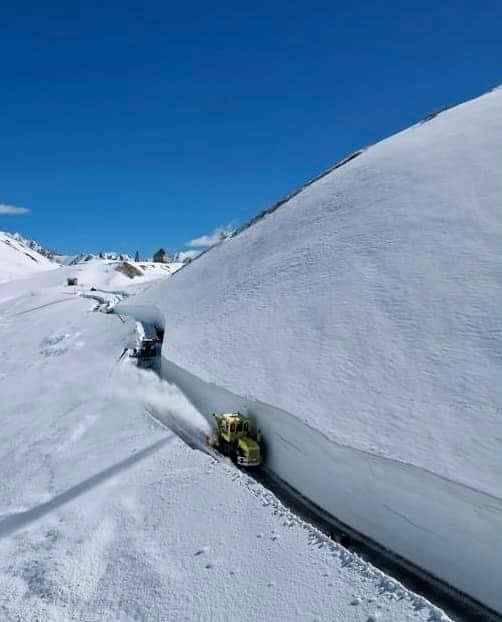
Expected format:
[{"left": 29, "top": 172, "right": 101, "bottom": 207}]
[{"left": 209, "top": 413, "right": 262, "bottom": 467}]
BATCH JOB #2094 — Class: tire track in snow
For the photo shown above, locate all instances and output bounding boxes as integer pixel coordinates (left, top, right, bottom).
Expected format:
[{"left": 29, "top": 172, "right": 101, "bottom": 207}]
[{"left": 8, "top": 297, "right": 77, "bottom": 317}]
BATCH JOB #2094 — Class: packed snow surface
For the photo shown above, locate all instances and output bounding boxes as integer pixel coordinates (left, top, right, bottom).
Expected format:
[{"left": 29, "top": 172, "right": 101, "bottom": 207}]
[
  {"left": 0, "top": 266, "right": 448, "bottom": 620},
  {"left": 0, "top": 231, "right": 58, "bottom": 283},
  {"left": 133, "top": 88, "right": 502, "bottom": 612}
]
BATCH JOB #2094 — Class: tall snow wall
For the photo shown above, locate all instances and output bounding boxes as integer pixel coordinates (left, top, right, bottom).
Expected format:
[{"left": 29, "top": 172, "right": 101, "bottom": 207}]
[{"left": 135, "top": 88, "right": 502, "bottom": 613}]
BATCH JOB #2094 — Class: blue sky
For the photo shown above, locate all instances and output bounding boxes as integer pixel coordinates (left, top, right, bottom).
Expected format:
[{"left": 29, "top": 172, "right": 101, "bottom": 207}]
[{"left": 0, "top": 1, "right": 501, "bottom": 257}]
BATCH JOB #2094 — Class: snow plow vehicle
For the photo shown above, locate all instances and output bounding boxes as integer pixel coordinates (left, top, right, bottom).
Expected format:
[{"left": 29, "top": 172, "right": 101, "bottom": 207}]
[
  {"left": 127, "top": 337, "right": 159, "bottom": 368},
  {"left": 208, "top": 413, "right": 262, "bottom": 468}
]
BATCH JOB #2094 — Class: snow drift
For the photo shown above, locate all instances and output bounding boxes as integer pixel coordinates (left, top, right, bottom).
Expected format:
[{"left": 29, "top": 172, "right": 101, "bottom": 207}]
[{"left": 132, "top": 87, "right": 502, "bottom": 612}]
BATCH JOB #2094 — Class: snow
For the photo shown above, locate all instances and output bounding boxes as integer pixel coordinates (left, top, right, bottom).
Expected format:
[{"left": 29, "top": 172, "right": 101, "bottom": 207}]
[
  {"left": 121, "top": 259, "right": 184, "bottom": 279},
  {"left": 0, "top": 259, "right": 448, "bottom": 619},
  {"left": 0, "top": 231, "right": 59, "bottom": 284},
  {"left": 131, "top": 88, "right": 502, "bottom": 613},
  {"left": 0, "top": 256, "right": 182, "bottom": 308},
  {"left": 63, "top": 256, "right": 183, "bottom": 285}
]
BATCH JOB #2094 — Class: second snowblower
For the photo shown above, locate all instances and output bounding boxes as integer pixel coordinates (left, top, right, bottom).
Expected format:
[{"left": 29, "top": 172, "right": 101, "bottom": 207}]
[{"left": 127, "top": 336, "right": 160, "bottom": 368}]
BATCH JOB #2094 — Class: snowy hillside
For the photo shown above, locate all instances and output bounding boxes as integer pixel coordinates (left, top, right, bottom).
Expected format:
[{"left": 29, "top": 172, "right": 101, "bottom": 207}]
[
  {"left": 115, "top": 259, "right": 184, "bottom": 279},
  {"left": 0, "top": 265, "right": 448, "bottom": 621},
  {"left": 66, "top": 256, "right": 183, "bottom": 284},
  {"left": 8, "top": 231, "right": 59, "bottom": 260},
  {"left": 132, "top": 88, "right": 502, "bottom": 612},
  {"left": 0, "top": 254, "right": 183, "bottom": 312},
  {"left": 0, "top": 231, "right": 59, "bottom": 284},
  {"left": 58, "top": 252, "right": 184, "bottom": 280},
  {"left": 66, "top": 252, "right": 133, "bottom": 264}
]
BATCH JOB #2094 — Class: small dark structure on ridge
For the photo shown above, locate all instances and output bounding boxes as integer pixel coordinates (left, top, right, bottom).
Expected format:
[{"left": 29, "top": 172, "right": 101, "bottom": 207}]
[{"left": 153, "top": 248, "right": 167, "bottom": 263}]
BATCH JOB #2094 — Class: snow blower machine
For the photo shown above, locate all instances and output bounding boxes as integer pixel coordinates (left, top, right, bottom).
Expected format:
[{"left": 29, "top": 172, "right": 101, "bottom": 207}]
[
  {"left": 127, "top": 336, "right": 160, "bottom": 369},
  {"left": 208, "top": 413, "right": 262, "bottom": 468}
]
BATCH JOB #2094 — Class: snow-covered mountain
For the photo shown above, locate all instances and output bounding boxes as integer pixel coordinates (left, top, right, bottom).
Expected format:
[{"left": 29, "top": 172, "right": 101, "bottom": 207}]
[
  {"left": 132, "top": 87, "right": 502, "bottom": 612},
  {"left": 0, "top": 231, "right": 59, "bottom": 284},
  {"left": 65, "top": 255, "right": 184, "bottom": 284},
  {"left": 8, "top": 231, "right": 60, "bottom": 260},
  {"left": 1, "top": 87, "right": 499, "bottom": 619},
  {"left": 65, "top": 252, "right": 132, "bottom": 265},
  {"left": 0, "top": 231, "right": 184, "bottom": 287},
  {"left": 59, "top": 251, "right": 189, "bottom": 269}
]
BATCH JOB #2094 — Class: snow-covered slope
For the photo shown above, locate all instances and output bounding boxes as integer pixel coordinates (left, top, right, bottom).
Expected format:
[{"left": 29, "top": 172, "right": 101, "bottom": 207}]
[
  {"left": 133, "top": 88, "right": 502, "bottom": 612},
  {"left": 67, "top": 252, "right": 133, "bottom": 264},
  {"left": 64, "top": 254, "right": 183, "bottom": 281},
  {"left": 8, "top": 231, "right": 59, "bottom": 260},
  {"left": 0, "top": 270, "right": 447, "bottom": 621},
  {"left": 0, "top": 231, "right": 59, "bottom": 284},
  {"left": 0, "top": 257, "right": 183, "bottom": 311},
  {"left": 116, "top": 259, "right": 184, "bottom": 279}
]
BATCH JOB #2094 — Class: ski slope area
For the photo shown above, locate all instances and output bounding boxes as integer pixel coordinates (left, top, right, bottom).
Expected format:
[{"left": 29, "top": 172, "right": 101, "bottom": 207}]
[
  {"left": 0, "top": 231, "right": 58, "bottom": 284},
  {"left": 0, "top": 275, "right": 448, "bottom": 621},
  {"left": 132, "top": 88, "right": 502, "bottom": 612}
]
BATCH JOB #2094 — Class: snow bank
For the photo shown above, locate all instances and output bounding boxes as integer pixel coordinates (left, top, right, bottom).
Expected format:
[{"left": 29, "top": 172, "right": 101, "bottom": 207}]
[{"left": 135, "top": 88, "right": 502, "bottom": 612}]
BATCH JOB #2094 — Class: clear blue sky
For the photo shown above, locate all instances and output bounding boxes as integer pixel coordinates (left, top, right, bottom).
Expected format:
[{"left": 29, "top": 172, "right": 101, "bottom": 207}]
[{"left": 0, "top": 1, "right": 501, "bottom": 256}]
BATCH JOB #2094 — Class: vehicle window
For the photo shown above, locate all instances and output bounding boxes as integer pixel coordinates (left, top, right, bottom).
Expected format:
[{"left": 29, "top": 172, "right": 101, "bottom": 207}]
[
  {"left": 230, "top": 423, "right": 236, "bottom": 433},
  {"left": 244, "top": 422, "right": 249, "bottom": 432},
  {"left": 237, "top": 421, "right": 243, "bottom": 432}
]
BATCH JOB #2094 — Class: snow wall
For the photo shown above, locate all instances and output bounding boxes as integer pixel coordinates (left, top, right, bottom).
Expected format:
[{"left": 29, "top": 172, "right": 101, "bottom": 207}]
[{"left": 133, "top": 88, "right": 502, "bottom": 613}]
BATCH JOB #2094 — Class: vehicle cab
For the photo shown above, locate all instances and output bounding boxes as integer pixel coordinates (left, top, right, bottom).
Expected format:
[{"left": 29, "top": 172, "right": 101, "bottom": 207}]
[{"left": 213, "top": 413, "right": 262, "bottom": 467}]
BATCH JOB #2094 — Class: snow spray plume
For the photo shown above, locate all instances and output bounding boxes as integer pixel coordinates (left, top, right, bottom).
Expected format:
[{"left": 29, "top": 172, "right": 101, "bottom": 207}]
[{"left": 111, "top": 365, "right": 212, "bottom": 445}]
